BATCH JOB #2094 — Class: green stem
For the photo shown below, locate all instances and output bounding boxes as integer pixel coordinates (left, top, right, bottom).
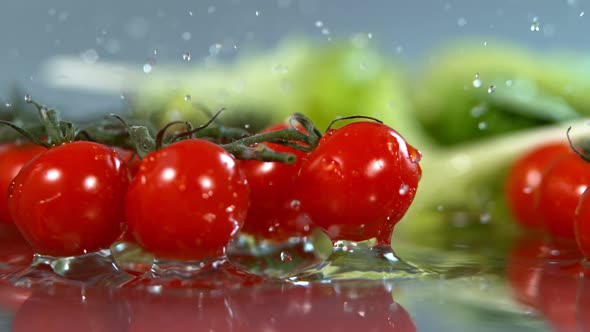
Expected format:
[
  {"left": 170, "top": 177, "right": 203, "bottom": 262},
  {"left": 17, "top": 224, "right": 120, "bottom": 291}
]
[
  {"left": 221, "top": 128, "right": 312, "bottom": 151},
  {"left": 224, "top": 144, "right": 296, "bottom": 164}
]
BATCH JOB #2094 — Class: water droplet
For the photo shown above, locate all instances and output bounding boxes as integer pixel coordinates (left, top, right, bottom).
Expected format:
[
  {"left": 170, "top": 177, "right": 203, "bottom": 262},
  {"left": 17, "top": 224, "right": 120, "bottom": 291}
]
[
  {"left": 506, "top": 80, "right": 513, "bottom": 87},
  {"left": 143, "top": 63, "right": 152, "bottom": 74},
  {"left": 457, "top": 17, "right": 467, "bottom": 27},
  {"left": 399, "top": 184, "right": 409, "bottom": 195},
  {"left": 280, "top": 251, "right": 293, "bottom": 262},
  {"left": 530, "top": 17, "right": 540, "bottom": 32},
  {"left": 244, "top": 123, "right": 251, "bottom": 129},
  {"left": 395, "top": 45, "right": 403, "bottom": 54},
  {"left": 153, "top": 49, "right": 158, "bottom": 55},
  {"left": 580, "top": 11, "right": 585, "bottom": 17},
  {"left": 5, "top": 103, "right": 11, "bottom": 108},
  {"left": 272, "top": 64, "right": 288, "bottom": 74},
  {"left": 470, "top": 104, "right": 487, "bottom": 117},
  {"left": 184, "top": 95, "right": 191, "bottom": 101},
  {"left": 487, "top": 85, "right": 496, "bottom": 93},
  {"left": 225, "top": 205, "right": 235, "bottom": 213},
  {"left": 367, "top": 32, "right": 373, "bottom": 39},
  {"left": 478, "top": 121, "right": 488, "bottom": 130},
  {"left": 357, "top": 311, "right": 366, "bottom": 317},
  {"left": 207, "top": 5, "right": 216, "bottom": 14},
  {"left": 550, "top": 249, "right": 561, "bottom": 256},
  {"left": 472, "top": 79, "right": 482, "bottom": 88},
  {"left": 255, "top": 10, "right": 260, "bottom": 16},
  {"left": 209, "top": 43, "right": 222, "bottom": 56},
  {"left": 182, "top": 52, "right": 191, "bottom": 61},
  {"left": 24, "top": 94, "right": 32, "bottom": 103},
  {"left": 188, "top": 11, "right": 193, "bottom": 16},
  {"left": 479, "top": 212, "right": 491, "bottom": 224},
  {"left": 182, "top": 31, "right": 192, "bottom": 41},
  {"left": 523, "top": 186, "right": 533, "bottom": 194},
  {"left": 315, "top": 20, "right": 323, "bottom": 27},
  {"left": 80, "top": 49, "right": 99, "bottom": 64},
  {"left": 483, "top": 41, "right": 488, "bottom": 46},
  {"left": 290, "top": 200, "right": 301, "bottom": 209},
  {"left": 321, "top": 28, "right": 330, "bottom": 35}
]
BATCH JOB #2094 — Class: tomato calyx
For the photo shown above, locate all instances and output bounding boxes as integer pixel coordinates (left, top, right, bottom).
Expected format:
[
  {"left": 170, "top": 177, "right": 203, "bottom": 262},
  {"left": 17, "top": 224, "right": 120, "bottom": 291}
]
[
  {"left": 566, "top": 126, "right": 590, "bottom": 162},
  {"left": 325, "top": 114, "right": 383, "bottom": 132}
]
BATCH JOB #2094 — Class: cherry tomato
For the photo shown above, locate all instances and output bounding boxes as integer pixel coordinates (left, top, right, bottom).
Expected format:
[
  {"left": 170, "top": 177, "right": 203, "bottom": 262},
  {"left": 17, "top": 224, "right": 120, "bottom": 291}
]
[
  {"left": 574, "top": 187, "right": 590, "bottom": 260},
  {"left": 8, "top": 141, "right": 129, "bottom": 257},
  {"left": 241, "top": 123, "right": 312, "bottom": 241},
  {"left": 297, "top": 122, "right": 421, "bottom": 243},
  {"left": 505, "top": 236, "right": 547, "bottom": 310},
  {"left": 504, "top": 142, "right": 570, "bottom": 229},
  {"left": 537, "top": 152, "right": 590, "bottom": 240},
  {"left": 126, "top": 139, "right": 249, "bottom": 261},
  {"left": 113, "top": 147, "right": 141, "bottom": 178},
  {"left": 0, "top": 143, "right": 46, "bottom": 225}
]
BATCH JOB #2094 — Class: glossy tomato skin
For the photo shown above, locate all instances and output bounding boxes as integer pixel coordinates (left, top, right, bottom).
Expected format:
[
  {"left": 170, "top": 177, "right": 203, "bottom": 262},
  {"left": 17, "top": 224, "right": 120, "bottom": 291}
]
[
  {"left": 537, "top": 153, "right": 590, "bottom": 240},
  {"left": 0, "top": 143, "right": 47, "bottom": 225},
  {"left": 574, "top": 188, "right": 590, "bottom": 260},
  {"left": 505, "top": 142, "right": 570, "bottom": 229},
  {"left": 297, "top": 122, "right": 421, "bottom": 243},
  {"left": 8, "top": 141, "right": 129, "bottom": 257},
  {"left": 126, "top": 139, "right": 249, "bottom": 261},
  {"left": 241, "top": 123, "right": 312, "bottom": 241}
]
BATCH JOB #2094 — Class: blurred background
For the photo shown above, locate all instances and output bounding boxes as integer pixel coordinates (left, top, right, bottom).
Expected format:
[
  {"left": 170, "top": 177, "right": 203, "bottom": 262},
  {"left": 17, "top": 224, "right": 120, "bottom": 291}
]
[{"left": 1, "top": 0, "right": 588, "bottom": 116}]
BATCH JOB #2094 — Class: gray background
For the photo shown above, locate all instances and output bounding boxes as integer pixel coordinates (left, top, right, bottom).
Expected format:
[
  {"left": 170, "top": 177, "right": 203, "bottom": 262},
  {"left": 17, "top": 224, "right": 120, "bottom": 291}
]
[{"left": 1, "top": 0, "right": 588, "bottom": 116}]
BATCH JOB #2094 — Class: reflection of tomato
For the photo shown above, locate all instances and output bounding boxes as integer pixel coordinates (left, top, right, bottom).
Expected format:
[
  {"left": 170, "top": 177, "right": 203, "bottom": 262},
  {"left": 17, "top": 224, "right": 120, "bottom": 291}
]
[
  {"left": 578, "top": 271, "right": 590, "bottom": 331},
  {"left": 232, "top": 282, "right": 416, "bottom": 332},
  {"left": 0, "top": 224, "right": 34, "bottom": 275},
  {"left": 0, "top": 280, "right": 31, "bottom": 313},
  {"left": 505, "top": 237, "right": 547, "bottom": 310},
  {"left": 504, "top": 142, "right": 570, "bottom": 229},
  {"left": 13, "top": 286, "right": 129, "bottom": 332},
  {"left": 128, "top": 289, "right": 234, "bottom": 332},
  {"left": 575, "top": 188, "right": 590, "bottom": 260},
  {"left": 538, "top": 262, "right": 583, "bottom": 332}
]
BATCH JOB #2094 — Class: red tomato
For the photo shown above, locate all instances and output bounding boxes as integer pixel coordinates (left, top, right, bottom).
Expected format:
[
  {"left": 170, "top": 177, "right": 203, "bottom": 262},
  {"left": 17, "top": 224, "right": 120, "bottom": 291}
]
[
  {"left": 574, "top": 187, "right": 590, "bottom": 260},
  {"left": 0, "top": 143, "right": 46, "bottom": 225},
  {"left": 8, "top": 141, "right": 129, "bottom": 257},
  {"left": 537, "top": 153, "right": 590, "bottom": 240},
  {"left": 112, "top": 147, "right": 141, "bottom": 178},
  {"left": 505, "top": 237, "right": 547, "bottom": 310},
  {"left": 126, "top": 139, "right": 249, "bottom": 261},
  {"left": 241, "top": 123, "right": 312, "bottom": 241},
  {"left": 504, "top": 142, "right": 570, "bottom": 229},
  {"left": 297, "top": 122, "right": 421, "bottom": 244}
]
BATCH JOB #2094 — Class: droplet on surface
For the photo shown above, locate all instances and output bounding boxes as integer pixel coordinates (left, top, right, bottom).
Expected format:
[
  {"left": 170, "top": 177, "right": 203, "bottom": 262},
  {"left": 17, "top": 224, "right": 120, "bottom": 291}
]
[
  {"left": 398, "top": 184, "right": 409, "bottom": 195},
  {"left": 280, "top": 251, "right": 293, "bottom": 262}
]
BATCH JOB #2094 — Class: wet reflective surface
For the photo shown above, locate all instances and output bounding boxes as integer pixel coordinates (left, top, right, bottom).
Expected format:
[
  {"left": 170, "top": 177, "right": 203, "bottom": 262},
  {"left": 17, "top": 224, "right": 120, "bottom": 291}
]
[{"left": 0, "top": 224, "right": 589, "bottom": 332}]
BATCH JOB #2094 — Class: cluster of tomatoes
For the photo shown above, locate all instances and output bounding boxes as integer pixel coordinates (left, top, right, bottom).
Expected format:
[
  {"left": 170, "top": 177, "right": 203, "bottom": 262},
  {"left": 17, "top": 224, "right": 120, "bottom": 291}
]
[
  {"left": 0, "top": 105, "right": 422, "bottom": 267},
  {"left": 505, "top": 138, "right": 590, "bottom": 260}
]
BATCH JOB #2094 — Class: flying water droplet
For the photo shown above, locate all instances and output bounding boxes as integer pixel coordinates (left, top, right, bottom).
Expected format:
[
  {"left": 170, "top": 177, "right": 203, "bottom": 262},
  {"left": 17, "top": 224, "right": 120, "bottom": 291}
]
[
  {"left": 143, "top": 63, "right": 152, "bottom": 74},
  {"left": 182, "top": 32, "right": 192, "bottom": 41},
  {"left": 184, "top": 95, "right": 191, "bottom": 101},
  {"left": 472, "top": 79, "right": 482, "bottom": 88},
  {"left": 182, "top": 52, "right": 191, "bottom": 61},
  {"left": 480, "top": 212, "right": 491, "bottom": 224},
  {"left": 478, "top": 121, "right": 488, "bottom": 130},
  {"left": 580, "top": 11, "right": 585, "bottom": 17},
  {"left": 209, "top": 43, "right": 222, "bottom": 56},
  {"left": 321, "top": 28, "right": 330, "bottom": 35},
  {"left": 188, "top": 11, "right": 193, "bottom": 16},
  {"left": 153, "top": 49, "right": 158, "bottom": 55},
  {"left": 487, "top": 85, "right": 496, "bottom": 93},
  {"left": 280, "top": 251, "right": 293, "bottom": 262},
  {"left": 506, "top": 80, "right": 513, "bottom": 87},
  {"left": 315, "top": 20, "right": 323, "bottom": 27},
  {"left": 5, "top": 103, "right": 11, "bottom": 108},
  {"left": 24, "top": 94, "right": 32, "bottom": 103},
  {"left": 290, "top": 200, "right": 301, "bottom": 209},
  {"left": 457, "top": 17, "right": 467, "bottom": 27},
  {"left": 530, "top": 17, "right": 540, "bottom": 32},
  {"left": 255, "top": 10, "right": 260, "bottom": 16}
]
